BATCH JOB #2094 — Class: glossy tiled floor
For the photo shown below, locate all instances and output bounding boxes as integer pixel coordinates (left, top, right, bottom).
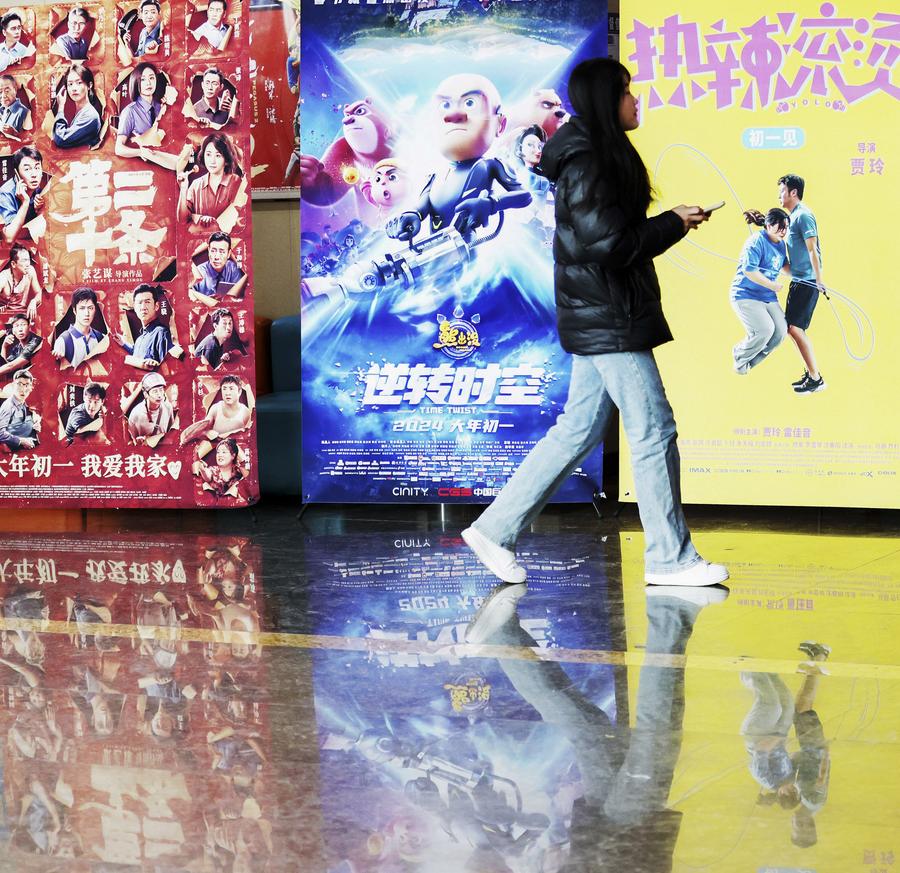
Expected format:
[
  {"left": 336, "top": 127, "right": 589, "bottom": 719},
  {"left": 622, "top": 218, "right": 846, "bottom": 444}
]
[{"left": 0, "top": 502, "right": 897, "bottom": 872}]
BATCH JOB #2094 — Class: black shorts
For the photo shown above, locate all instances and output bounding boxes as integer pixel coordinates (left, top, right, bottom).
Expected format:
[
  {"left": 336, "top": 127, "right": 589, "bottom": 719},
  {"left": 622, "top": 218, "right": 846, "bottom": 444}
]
[
  {"left": 785, "top": 280, "right": 819, "bottom": 330},
  {"left": 794, "top": 709, "right": 826, "bottom": 749}
]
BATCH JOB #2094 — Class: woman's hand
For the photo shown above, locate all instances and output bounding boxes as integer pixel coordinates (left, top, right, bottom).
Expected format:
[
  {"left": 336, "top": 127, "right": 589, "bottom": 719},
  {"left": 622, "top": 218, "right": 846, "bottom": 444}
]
[{"left": 672, "top": 205, "right": 708, "bottom": 232}]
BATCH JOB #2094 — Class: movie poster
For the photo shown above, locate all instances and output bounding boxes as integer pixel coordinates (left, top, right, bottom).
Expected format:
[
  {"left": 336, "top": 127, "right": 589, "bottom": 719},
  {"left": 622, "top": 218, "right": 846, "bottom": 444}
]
[
  {"left": 619, "top": 1, "right": 898, "bottom": 508},
  {"left": 305, "top": 531, "right": 620, "bottom": 871},
  {"left": 0, "top": 533, "right": 276, "bottom": 868},
  {"left": 300, "top": 0, "right": 606, "bottom": 504},
  {"left": 0, "top": 0, "right": 258, "bottom": 507},
  {"left": 248, "top": 0, "right": 300, "bottom": 196}
]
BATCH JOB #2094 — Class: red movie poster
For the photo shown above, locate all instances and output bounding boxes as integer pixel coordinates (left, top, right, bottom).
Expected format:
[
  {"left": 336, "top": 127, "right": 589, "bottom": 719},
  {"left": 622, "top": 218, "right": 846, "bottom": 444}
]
[
  {"left": 248, "top": 0, "right": 299, "bottom": 196},
  {"left": 0, "top": 533, "right": 277, "bottom": 868},
  {"left": 0, "top": 0, "right": 259, "bottom": 506}
]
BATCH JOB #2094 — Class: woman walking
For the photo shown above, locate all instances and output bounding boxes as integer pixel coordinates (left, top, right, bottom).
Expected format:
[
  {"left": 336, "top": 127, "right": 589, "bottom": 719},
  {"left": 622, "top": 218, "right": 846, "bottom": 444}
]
[{"left": 463, "top": 58, "right": 728, "bottom": 588}]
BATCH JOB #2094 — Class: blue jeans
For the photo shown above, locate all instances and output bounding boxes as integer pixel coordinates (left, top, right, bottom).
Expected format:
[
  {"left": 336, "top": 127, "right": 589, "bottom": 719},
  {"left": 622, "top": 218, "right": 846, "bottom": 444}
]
[
  {"left": 493, "top": 595, "right": 701, "bottom": 820},
  {"left": 473, "top": 350, "right": 699, "bottom": 574}
]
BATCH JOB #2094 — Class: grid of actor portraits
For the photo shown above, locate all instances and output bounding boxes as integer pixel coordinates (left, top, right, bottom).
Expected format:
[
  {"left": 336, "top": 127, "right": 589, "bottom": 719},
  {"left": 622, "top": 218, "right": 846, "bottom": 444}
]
[{"left": 0, "top": 0, "right": 256, "bottom": 506}]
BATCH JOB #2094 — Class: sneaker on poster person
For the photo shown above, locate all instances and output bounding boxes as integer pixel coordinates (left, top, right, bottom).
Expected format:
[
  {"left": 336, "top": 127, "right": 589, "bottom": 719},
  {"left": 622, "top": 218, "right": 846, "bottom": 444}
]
[
  {"left": 798, "top": 641, "right": 831, "bottom": 661},
  {"left": 794, "top": 374, "right": 826, "bottom": 394}
]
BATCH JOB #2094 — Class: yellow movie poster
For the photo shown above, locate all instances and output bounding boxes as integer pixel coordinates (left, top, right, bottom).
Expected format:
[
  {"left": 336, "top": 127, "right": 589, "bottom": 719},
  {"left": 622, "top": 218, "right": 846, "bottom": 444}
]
[{"left": 620, "top": 2, "right": 898, "bottom": 507}]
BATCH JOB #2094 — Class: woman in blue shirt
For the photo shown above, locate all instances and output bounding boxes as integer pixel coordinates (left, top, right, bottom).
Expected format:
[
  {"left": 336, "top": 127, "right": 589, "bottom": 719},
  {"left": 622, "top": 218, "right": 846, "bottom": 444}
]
[
  {"left": 730, "top": 207, "right": 790, "bottom": 375},
  {"left": 52, "top": 62, "right": 103, "bottom": 149}
]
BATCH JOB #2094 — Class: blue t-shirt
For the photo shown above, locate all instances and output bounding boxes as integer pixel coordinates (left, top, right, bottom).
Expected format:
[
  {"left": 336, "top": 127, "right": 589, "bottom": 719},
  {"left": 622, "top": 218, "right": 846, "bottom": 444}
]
[
  {"left": 787, "top": 201, "right": 822, "bottom": 282},
  {"left": 127, "top": 320, "right": 172, "bottom": 363},
  {"left": 731, "top": 230, "right": 787, "bottom": 303},
  {"left": 0, "top": 176, "right": 37, "bottom": 226}
]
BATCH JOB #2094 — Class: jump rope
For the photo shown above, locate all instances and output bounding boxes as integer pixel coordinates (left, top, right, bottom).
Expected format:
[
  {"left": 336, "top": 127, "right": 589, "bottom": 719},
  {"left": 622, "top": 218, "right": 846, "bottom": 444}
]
[{"left": 652, "top": 143, "right": 875, "bottom": 363}]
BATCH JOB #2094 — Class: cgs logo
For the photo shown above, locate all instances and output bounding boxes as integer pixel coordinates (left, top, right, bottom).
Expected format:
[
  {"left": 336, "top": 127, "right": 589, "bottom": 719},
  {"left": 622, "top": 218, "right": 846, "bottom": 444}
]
[{"left": 438, "top": 487, "right": 473, "bottom": 497}]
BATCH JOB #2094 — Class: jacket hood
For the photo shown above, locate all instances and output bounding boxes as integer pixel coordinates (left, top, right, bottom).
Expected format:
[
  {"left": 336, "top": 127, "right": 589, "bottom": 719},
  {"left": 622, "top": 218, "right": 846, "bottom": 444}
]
[{"left": 539, "top": 117, "right": 592, "bottom": 183}]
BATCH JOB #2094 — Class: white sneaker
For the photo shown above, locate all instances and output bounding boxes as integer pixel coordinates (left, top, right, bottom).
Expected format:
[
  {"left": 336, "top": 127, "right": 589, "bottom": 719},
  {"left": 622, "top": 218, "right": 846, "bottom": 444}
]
[
  {"left": 462, "top": 526, "right": 526, "bottom": 584},
  {"left": 645, "top": 583, "right": 729, "bottom": 606},
  {"left": 464, "top": 583, "right": 528, "bottom": 644},
  {"left": 645, "top": 560, "right": 729, "bottom": 587}
]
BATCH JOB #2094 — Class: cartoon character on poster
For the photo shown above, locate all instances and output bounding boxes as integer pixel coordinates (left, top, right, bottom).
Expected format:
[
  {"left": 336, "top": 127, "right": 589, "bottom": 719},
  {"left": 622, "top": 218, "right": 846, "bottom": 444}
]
[{"left": 299, "top": 0, "right": 607, "bottom": 505}]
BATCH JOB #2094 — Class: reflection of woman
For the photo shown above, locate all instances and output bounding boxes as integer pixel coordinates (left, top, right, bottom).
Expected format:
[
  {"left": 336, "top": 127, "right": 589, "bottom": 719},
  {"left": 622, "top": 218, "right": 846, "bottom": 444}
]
[
  {"left": 177, "top": 132, "right": 241, "bottom": 228},
  {"left": 52, "top": 63, "right": 102, "bottom": 149},
  {"left": 199, "top": 548, "right": 248, "bottom": 607},
  {"left": 193, "top": 436, "right": 243, "bottom": 498},
  {"left": 0, "top": 244, "right": 40, "bottom": 321}
]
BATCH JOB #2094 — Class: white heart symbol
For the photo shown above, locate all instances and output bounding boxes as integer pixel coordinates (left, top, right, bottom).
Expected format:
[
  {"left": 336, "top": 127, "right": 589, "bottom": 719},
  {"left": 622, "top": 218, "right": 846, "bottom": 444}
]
[{"left": 167, "top": 461, "right": 182, "bottom": 479}]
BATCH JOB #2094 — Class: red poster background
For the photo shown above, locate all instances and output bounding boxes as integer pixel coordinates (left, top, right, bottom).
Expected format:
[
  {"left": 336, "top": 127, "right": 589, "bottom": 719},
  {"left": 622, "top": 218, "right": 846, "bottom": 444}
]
[
  {"left": 0, "top": 0, "right": 259, "bottom": 507},
  {"left": 248, "top": 1, "right": 299, "bottom": 196},
  {"left": 0, "top": 534, "right": 274, "bottom": 867}
]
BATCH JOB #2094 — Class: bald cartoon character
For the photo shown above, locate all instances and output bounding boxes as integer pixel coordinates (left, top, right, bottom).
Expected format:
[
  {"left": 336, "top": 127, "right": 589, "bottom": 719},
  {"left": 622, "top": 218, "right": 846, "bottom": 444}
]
[
  {"left": 386, "top": 73, "right": 531, "bottom": 242},
  {"left": 299, "top": 97, "right": 394, "bottom": 217},
  {"left": 507, "top": 88, "right": 569, "bottom": 140}
]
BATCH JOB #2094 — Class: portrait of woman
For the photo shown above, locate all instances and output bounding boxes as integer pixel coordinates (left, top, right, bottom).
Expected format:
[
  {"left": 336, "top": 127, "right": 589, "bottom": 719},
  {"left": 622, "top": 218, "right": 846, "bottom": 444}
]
[
  {"left": 51, "top": 63, "right": 103, "bottom": 149},
  {"left": 115, "top": 61, "right": 188, "bottom": 170},
  {"left": 193, "top": 436, "right": 246, "bottom": 500},
  {"left": 177, "top": 132, "right": 246, "bottom": 232}
]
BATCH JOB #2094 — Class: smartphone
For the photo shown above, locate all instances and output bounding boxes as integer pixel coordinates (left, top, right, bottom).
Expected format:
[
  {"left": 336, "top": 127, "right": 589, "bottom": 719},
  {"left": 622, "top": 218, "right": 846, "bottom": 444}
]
[{"left": 703, "top": 200, "right": 726, "bottom": 215}]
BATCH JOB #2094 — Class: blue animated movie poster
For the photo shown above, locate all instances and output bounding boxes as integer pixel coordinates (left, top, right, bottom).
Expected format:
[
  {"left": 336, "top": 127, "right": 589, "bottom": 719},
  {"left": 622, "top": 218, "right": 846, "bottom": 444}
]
[
  {"left": 305, "top": 532, "right": 619, "bottom": 871},
  {"left": 300, "top": 0, "right": 608, "bottom": 503}
]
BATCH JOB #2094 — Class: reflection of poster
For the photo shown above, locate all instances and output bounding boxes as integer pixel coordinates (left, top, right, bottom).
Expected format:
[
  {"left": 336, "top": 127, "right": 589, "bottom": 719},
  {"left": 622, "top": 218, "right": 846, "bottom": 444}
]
[
  {"left": 0, "top": 1, "right": 258, "bottom": 507},
  {"left": 248, "top": 0, "right": 300, "bottom": 197},
  {"left": 305, "top": 532, "right": 619, "bottom": 871},
  {"left": 621, "top": 528, "right": 900, "bottom": 871},
  {"left": 0, "top": 533, "right": 275, "bottom": 868},
  {"left": 620, "top": 2, "right": 898, "bottom": 508},
  {"left": 300, "top": 0, "right": 606, "bottom": 504}
]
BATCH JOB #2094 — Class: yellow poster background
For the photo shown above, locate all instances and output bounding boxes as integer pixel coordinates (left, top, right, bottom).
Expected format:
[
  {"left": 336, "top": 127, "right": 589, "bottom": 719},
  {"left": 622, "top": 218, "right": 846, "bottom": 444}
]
[
  {"left": 620, "top": 1, "right": 899, "bottom": 507},
  {"left": 621, "top": 530, "right": 900, "bottom": 871}
]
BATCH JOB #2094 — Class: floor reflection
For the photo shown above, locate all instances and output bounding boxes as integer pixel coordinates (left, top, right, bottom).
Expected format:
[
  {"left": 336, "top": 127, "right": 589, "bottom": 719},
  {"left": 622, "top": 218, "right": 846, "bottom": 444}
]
[
  {"left": 0, "top": 533, "right": 273, "bottom": 870},
  {"left": 310, "top": 538, "right": 622, "bottom": 873},
  {"left": 0, "top": 512, "right": 897, "bottom": 873}
]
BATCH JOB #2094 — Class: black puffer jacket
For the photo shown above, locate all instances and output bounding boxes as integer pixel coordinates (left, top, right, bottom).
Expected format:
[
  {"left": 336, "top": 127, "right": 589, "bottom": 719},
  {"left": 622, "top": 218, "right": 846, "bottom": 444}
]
[{"left": 541, "top": 118, "right": 687, "bottom": 355}]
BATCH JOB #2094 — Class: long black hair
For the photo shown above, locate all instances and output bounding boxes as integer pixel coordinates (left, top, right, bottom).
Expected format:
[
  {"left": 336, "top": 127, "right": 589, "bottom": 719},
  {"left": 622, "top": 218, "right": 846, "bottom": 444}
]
[{"left": 567, "top": 58, "right": 652, "bottom": 218}]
